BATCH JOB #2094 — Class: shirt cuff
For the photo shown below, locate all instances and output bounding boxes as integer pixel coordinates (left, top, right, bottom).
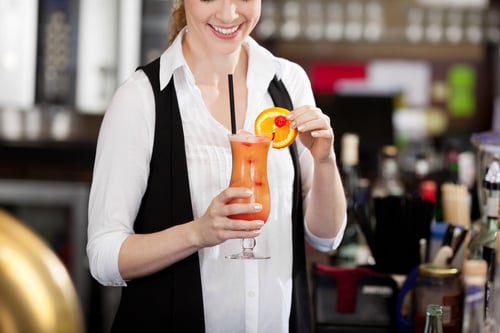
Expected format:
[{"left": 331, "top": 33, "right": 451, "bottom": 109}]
[
  {"left": 304, "top": 213, "right": 347, "bottom": 252},
  {"left": 87, "top": 231, "right": 130, "bottom": 287}
]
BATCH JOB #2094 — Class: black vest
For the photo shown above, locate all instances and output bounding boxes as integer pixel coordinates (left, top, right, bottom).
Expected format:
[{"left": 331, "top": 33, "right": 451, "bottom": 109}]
[{"left": 110, "top": 58, "right": 311, "bottom": 333}]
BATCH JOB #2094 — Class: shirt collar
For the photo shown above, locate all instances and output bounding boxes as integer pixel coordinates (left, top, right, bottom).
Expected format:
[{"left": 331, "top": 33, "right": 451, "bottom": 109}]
[
  {"left": 246, "top": 37, "right": 278, "bottom": 89},
  {"left": 159, "top": 27, "right": 278, "bottom": 90},
  {"left": 159, "top": 27, "right": 188, "bottom": 90}
]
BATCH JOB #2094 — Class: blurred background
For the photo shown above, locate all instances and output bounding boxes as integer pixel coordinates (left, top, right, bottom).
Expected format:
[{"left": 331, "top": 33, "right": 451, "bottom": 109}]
[{"left": 1, "top": 0, "right": 500, "bottom": 332}]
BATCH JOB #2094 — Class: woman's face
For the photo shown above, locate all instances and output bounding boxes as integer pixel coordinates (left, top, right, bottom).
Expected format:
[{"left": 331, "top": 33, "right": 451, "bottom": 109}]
[{"left": 183, "top": 0, "right": 261, "bottom": 55}]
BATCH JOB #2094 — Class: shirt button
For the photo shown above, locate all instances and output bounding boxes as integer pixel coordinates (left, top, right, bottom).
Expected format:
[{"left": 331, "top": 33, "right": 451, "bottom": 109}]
[{"left": 248, "top": 290, "right": 255, "bottom": 298}]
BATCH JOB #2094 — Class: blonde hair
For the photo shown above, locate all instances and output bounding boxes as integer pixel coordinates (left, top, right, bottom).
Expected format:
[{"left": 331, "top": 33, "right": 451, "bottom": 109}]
[{"left": 168, "top": 0, "right": 186, "bottom": 46}]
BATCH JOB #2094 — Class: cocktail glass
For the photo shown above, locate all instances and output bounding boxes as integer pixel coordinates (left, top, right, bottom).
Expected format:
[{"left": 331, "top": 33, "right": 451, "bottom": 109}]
[{"left": 225, "top": 133, "right": 271, "bottom": 259}]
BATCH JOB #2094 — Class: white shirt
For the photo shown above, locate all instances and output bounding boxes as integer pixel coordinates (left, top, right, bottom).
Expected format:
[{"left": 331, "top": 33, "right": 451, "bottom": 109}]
[{"left": 87, "top": 28, "right": 345, "bottom": 333}]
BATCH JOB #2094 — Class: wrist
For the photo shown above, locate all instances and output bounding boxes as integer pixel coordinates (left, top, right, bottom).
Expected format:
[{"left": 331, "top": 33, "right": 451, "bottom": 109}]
[{"left": 315, "top": 150, "right": 337, "bottom": 165}]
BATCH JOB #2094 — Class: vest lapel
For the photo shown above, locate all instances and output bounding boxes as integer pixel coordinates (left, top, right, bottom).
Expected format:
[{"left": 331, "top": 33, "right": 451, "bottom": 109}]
[
  {"left": 268, "top": 77, "right": 312, "bottom": 333},
  {"left": 111, "top": 58, "right": 205, "bottom": 333}
]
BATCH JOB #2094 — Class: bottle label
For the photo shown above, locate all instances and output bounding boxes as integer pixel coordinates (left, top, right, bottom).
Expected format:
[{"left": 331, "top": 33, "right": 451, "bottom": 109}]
[
  {"left": 487, "top": 197, "right": 499, "bottom": 218},
  {"left": 465, "top": 285, "right": 484, "bottom": 307},
  {"left": 414, "top": 291, "right": 462, "bottom": 333}
]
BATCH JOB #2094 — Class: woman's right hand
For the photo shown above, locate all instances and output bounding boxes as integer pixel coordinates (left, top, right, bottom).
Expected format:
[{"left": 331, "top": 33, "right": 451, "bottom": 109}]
[{"left": 192, "top": 187, "right": 265, "bottom": 248}]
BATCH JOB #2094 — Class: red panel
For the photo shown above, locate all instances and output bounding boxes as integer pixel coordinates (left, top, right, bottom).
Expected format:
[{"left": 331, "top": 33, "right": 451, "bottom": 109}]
[{"left": 309, "top": 62, "right": 367, "bottom": 94}]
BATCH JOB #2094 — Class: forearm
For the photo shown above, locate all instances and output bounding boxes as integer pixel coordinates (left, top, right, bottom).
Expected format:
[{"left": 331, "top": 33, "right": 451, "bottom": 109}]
[
  {"left": 305, "top": 153, "right": 347, "bottom": 239},
  {"left": 118, "top": 221, "right": 201, "bottom": 281}
]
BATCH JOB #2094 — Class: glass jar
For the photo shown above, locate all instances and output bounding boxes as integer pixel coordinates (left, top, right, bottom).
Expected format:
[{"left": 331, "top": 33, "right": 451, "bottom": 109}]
[{"left": 413, "top": 264, "right": 463, "bottom": 333}]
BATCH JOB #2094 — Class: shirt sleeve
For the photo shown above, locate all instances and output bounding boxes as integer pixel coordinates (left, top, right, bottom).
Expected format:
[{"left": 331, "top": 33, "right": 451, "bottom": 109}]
[
  {"left": 87, "top": 70, "right": 155, "bottom": 286},
  {"left": 304, "top": 214, "right": 347, "bottom": 252}
]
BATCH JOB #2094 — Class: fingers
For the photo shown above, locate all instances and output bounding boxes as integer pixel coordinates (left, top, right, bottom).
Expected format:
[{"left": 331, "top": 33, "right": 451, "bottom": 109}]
[
  {"left": 218, "top": 219, "right": 264, "bottom": 240},
  {"left": 215, "top": 227, "right": 263, "bottom": 246},
  {"left": 287, "top": 106, "right": 336, "bottom": 162},
  {"left": 209, "top": 215, "right": 265, "bottom": 245},
  {"left": 216, "top": 187, "right": 263, "bottom": 218},
  {"left": 217, "top": 188, "right": 267, "bottom": 232},
  {"left": 288, "top": 106, "right": 332, "bottom": 135},
  {"left": 196, "top": 188, "right": 266, "bottom": 247}
]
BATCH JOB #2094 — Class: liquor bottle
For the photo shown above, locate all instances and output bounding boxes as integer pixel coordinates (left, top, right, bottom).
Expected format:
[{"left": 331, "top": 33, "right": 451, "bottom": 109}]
[
  {"left": 412, "top": 152, "right": 431, "bottom": 196},
  {"left": 407, "top": 151, "right": 435, "bottom": 198},
  {"left": 334, "top": 133, "right": 363, "bottom": 265},
  {"left": 371, "top": 145, "right": 405, "bottom": 198},
  {"left": 409, "top": 151, "right": 440, "bottom": 226},
  {"left": 423, "top": 304, "right": 444, "bottom": 333},
  {"left": 469, "top": 160, "right": 500, "bottom": 260},
  {"left": 487, "top": 232, "right": 500, "bottom": 333},
  {"left": 340, "top": 133, "right": 360, "bottom": 207},
  {"left": 462, "top": 259, "right": 487, "bottom": 333},
  {"left": 481, "top": 166, "right": 500, "bottom": 326},
  {"left": 444, "top": 146, "right": 459, "bottom": 184}
]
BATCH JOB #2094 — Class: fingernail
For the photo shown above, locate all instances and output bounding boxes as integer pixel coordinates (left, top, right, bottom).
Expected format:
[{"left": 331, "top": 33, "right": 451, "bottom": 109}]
[
  {"left": 256, "top": 221, "right": 264, "bottom": 226},
  {"left": 290, "top": 121, "right": 297, "bottom": 128},
  {"left": 245, "top": 190, "right": 253, "bottom": 196},
  {"left": 253, "top": 204, "right": 262, "bottom": 211}
]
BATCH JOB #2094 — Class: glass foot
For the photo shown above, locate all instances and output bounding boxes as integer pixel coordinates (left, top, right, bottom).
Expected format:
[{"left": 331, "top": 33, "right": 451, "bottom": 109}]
[{"left": 225, "top": 250, "right": 270, "bottom": 260}]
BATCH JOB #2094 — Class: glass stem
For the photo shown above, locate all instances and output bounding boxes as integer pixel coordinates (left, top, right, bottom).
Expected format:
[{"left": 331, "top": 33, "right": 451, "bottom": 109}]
[{"left": 242, "top": 238, "right": 256, "bottom": 253}]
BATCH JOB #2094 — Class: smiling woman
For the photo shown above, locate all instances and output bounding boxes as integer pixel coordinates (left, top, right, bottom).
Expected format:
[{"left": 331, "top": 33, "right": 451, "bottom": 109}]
[{"left": 86, "top": 0, "right": 346, "bottom": 332}]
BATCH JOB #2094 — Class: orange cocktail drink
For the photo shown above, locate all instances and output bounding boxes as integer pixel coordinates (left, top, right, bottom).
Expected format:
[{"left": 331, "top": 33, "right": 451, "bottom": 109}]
[{"left": 228, "top": 133, "right": 271, "bottom": 221}]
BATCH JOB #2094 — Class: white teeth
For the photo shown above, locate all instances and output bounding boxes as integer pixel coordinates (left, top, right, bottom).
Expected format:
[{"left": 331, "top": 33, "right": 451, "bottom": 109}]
[{"left": 213, "top": 26, "right": 238, "bottom": 35}]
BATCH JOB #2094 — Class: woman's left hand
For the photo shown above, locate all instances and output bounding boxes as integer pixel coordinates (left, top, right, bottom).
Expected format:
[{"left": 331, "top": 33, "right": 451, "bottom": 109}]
[{"left": 287, "top": 105, "right": 334, "bottom": 162}]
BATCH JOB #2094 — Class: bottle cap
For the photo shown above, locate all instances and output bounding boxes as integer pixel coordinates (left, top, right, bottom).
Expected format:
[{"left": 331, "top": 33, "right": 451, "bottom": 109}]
[
  {"left": 420, "top": 180, "right": 437, "bottom": 203},
  {"left": 341, "top": 133, "right": 359, "bottom": 166},
  {"left": 462, "top": 259, "right": 487, "bottom": 276},
  {"left": 484, "top": 160, "right": 500, "bottom": 190},
  {"left": 426, "top": 304, "right": 443, "bottom": 317},
  {"left": 415, "top": 157, "right": 430, "bottom": 177},
  {"left": 381, "top": 145, "right": 398, "bottom": 158},
  {"left": 418, "top": 263, "right": 460, "bottom": 277}
]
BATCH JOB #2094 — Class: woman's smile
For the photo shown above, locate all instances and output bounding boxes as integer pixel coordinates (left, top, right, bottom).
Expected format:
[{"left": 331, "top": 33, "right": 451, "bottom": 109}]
[{"left": 210, "top": 24, "right": 240, "bottom": 36}]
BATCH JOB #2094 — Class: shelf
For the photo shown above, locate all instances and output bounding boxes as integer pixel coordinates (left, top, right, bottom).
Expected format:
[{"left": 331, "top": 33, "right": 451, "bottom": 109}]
[
  {"left": 0, "top": 108, "right": 102, "bottom": 182},
  {"left": 268, "top": 40, "right": 486, "bottom": 64}
]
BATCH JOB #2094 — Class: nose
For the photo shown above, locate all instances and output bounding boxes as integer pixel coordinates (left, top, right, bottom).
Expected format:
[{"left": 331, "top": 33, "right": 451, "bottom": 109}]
[{"left": 216, "top": 0, "right": 239, "bottom": 23}]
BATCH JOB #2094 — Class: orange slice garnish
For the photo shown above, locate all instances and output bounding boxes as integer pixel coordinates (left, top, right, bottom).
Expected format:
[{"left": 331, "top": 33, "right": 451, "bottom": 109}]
[{"left": 255, "top": 107, "right": 298, "bottom": 149}]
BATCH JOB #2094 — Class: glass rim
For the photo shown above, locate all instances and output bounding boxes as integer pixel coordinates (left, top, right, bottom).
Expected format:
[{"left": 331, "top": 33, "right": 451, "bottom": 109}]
[{"left": 228, "top": 133, "right": 272, "bottom": 143}]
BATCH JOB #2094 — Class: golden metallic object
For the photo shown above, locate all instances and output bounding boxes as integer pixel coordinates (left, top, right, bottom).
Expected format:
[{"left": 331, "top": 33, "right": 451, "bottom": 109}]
[{"left": 0, "top": 209, "right": 84, "bottom": 333}]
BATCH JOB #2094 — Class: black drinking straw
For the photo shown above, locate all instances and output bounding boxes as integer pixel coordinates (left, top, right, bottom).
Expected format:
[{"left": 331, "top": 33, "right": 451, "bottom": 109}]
[{"left": 228, "top": 74, "right": 236, "bottom": 134}]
